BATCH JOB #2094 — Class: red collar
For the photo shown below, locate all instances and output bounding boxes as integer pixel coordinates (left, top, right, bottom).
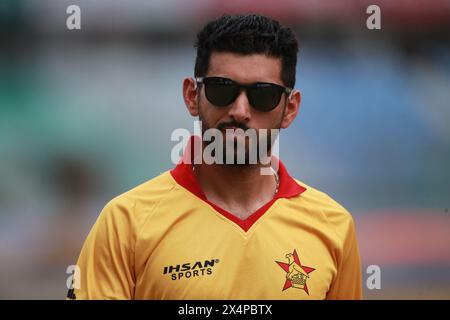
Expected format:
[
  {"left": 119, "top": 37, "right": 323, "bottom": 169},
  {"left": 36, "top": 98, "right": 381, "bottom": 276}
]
[{"left": 170, "top": 135, "right": 306, "bottom": 232}]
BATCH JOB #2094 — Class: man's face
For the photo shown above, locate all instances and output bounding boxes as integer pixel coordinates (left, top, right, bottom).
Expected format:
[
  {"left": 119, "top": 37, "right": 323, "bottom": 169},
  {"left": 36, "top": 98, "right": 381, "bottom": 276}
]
[{"left": 197, "top": 52, "right": 289, "bottom": 165}]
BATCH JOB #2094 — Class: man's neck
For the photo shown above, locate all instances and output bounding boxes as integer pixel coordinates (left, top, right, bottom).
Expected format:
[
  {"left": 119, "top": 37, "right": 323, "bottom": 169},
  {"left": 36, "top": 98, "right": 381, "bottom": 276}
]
[{"left": 193, "top": 162, "right": 278, "bottom": 220}]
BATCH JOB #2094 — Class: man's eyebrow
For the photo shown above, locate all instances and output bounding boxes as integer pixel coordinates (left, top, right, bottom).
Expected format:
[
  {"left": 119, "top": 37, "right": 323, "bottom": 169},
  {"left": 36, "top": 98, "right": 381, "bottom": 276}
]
[{"left": 205, "top": 74, "right": 284, "bottom": 85}]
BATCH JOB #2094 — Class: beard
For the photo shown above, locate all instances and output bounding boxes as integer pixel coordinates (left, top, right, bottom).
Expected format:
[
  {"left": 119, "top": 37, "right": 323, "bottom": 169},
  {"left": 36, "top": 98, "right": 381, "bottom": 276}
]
[{"left": 198, "top": 110, "right": 282, "bottom": 167}]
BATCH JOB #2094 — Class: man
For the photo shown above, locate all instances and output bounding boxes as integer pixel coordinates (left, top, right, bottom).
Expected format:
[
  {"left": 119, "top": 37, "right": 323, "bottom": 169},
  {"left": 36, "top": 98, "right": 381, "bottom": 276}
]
[{"left": 69, "top": 14, "right": 362, "bottom": 300}]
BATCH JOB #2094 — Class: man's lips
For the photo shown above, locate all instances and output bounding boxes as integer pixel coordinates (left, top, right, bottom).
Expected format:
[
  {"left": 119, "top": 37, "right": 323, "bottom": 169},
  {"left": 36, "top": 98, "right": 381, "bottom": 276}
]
[
  {"left": 217, "top": 124, "right": 251, "bottom": 138},
  {"left": 220, "top": 125, "right": 249, "bottom": 131},
  {"left": 223, "top": 126, "right": 238, "bottom": 130},
  {"left": 222, "top": 127, "right": 248, "bottom": 136},
  {"left": 221, "top": 128, "right": 250, "bottom": 141},
  {"left": 216, "top": 119, "right": 250, "bottom": 131}
]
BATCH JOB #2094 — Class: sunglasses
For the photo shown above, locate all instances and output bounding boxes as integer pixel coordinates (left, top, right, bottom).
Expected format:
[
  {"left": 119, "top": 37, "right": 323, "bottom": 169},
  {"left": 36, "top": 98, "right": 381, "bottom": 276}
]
[{"left": 195, "top": 76, "right": 292, "bottom": 112}]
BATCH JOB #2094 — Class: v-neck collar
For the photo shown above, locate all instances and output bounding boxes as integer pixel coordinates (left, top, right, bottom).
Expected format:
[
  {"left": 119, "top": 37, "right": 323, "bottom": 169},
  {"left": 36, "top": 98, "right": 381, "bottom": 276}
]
[{"left": 170, "top": 135, "right": 307, "bottom": 232}]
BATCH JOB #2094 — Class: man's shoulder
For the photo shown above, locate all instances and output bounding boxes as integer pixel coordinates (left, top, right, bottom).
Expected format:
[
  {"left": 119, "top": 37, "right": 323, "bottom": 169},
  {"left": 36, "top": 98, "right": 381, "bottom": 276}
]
[
  {"left": 119, "top": 170, "right": 176, "bottom": 202},
  {"left": 292, "top": 178, "right": 355, "bottom": 229},
  {"left": 100, "top": 170, "right": 177, "bottom": 218}
]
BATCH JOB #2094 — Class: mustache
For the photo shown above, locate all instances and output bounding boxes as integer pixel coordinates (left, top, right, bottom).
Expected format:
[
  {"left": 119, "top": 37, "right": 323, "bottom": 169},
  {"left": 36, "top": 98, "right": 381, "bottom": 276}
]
[{"left": 216, "top": 121, "right": 250, "bottom": 132}]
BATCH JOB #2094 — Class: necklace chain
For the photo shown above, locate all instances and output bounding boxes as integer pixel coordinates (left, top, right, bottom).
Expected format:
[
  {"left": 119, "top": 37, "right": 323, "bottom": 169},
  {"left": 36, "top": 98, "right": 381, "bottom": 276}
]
[{"left": 271, "top": 167, "right": 280, "bottom": 196}]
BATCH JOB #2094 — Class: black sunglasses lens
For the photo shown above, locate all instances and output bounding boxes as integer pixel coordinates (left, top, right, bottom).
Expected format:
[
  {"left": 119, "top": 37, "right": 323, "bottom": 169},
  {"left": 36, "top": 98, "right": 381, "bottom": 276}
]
[
  {"left": 248, "top": 84, "right": 284, "bottom": 111},
  {"left": 204, "top": 79, "right": 238, "bottom": 107}
]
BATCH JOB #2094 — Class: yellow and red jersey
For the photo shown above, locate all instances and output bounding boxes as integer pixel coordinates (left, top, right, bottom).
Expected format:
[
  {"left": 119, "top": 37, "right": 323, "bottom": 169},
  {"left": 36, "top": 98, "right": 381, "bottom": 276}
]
[{"left": 71, "top": 137, "right": 362, "bottom": 299}]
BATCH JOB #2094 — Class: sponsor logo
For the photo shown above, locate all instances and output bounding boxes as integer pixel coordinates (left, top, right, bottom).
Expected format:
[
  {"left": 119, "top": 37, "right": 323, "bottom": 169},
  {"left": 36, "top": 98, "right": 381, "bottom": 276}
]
[{"left": 163, "top": 259, "right": 220, "bottom": 280}]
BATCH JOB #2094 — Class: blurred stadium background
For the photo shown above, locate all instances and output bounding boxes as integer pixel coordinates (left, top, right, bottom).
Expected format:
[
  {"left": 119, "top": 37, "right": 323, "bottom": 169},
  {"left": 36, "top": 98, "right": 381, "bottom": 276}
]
[{"left": 1, "top": 0, "right": 449, "bottom": 299}]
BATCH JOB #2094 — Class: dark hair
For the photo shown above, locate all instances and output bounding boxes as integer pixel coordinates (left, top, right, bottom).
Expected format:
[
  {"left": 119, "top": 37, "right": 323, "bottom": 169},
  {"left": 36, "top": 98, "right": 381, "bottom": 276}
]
[{"left": 194, "top": 14, "right": 299, "bottom": 88}]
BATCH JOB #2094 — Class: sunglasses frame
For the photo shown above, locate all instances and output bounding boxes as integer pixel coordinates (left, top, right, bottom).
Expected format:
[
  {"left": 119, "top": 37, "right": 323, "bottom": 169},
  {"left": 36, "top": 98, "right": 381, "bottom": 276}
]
[{"left": 195, "top": 76, "right": 293, "bottom": 112}]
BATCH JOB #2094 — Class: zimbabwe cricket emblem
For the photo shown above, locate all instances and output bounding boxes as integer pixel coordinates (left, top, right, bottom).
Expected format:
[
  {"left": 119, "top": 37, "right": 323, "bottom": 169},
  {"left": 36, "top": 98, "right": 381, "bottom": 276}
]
[{"left": 275, "top": 249, "right": 315, "bottom": 294}]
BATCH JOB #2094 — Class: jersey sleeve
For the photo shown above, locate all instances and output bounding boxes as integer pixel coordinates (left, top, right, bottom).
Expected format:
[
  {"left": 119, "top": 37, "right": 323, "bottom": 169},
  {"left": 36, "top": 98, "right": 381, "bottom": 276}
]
[
  {"left": 326, "top": 215, "right": 363, "bottom": 300},
  {"left": 69, "top": 197, "right": 137, "bottom": 299}
]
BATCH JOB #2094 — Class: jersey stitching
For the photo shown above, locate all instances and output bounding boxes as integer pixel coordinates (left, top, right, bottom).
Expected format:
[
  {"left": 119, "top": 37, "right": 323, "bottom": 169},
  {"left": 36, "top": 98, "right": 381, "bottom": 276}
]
[{"left": 135, "top": 175, "right": 177, "bottom": 257}]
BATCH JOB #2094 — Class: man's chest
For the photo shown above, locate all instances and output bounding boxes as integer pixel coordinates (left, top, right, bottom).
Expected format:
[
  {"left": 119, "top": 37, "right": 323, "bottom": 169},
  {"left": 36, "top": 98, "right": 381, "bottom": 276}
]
[{"left": 133, "top": 213, "right": 338, "bottom": 299}]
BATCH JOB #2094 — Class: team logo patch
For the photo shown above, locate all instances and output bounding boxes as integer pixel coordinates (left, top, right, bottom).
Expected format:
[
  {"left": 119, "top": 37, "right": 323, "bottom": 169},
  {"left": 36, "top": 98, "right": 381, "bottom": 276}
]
[{"left": 275, "top": 249, "right": 315, "bottom": 294}]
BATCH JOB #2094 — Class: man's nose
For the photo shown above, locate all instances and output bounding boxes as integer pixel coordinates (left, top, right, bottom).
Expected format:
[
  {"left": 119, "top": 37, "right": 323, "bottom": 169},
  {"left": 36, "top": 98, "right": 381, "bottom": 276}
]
[{"left": 228, "top": 90, "right": 251, "bottom": 123}]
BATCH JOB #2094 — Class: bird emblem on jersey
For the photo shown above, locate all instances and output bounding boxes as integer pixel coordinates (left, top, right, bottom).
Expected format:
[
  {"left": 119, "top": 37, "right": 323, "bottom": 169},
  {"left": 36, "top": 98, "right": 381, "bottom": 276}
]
[{"left": 275, "top": 249, "right": 315, "bottom": 294}]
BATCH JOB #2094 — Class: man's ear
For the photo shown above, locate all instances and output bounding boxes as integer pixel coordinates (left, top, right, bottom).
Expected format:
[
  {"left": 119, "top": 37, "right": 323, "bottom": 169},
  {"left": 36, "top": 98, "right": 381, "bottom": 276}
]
[
  {"left": 280, "top": 89, "right": 301, "bottom": 129},
  {"left": 183, "top": 77, "right": 199, "bottom": 116}
]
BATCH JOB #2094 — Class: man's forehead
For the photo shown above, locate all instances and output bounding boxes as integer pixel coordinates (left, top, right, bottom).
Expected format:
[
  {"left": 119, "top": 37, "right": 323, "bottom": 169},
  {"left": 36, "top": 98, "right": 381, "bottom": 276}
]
[{"left": 206, "top": 52, "right": 283, "bottom": 85}]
